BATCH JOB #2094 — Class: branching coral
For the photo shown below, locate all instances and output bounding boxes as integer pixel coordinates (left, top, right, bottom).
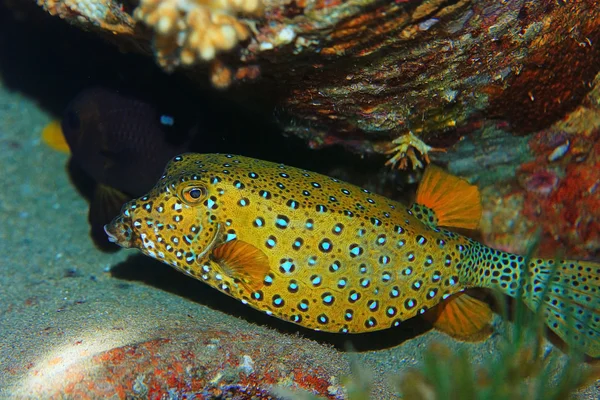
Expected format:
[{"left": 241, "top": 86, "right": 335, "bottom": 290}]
[
  {"left": 385, "top": 131, "right": 446, "bottom": 170},
  {"left": 134, "top": 0, "right": 262, "bottom": 74}
]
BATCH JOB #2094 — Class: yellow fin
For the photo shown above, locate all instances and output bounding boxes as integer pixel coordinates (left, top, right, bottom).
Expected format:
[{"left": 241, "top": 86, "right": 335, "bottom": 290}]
[
  {"left": 211, "top": 240, "right": 270, "bottom": 291},
  {"left": 423, "top": 293, "right": 493, "bottom": 341},
  {"left": 415, "top": 165, "right": 481, "bottom": 229},
  {"left": 42, "top": 120, "right": 70, "bottom": 154}
]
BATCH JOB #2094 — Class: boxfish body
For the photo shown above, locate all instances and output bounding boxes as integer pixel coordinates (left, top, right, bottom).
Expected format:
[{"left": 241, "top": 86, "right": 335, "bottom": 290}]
[{"left": 105, "top": 154, "right": 600, "bottom": 357}]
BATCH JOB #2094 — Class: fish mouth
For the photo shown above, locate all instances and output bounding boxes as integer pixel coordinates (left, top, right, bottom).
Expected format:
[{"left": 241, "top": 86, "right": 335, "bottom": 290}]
[
  {"left": 104, "top": 225, "right": 118, "bottom": 243},
  {"left": 104, "top": 215, "right": 134, "bottom": 248}
]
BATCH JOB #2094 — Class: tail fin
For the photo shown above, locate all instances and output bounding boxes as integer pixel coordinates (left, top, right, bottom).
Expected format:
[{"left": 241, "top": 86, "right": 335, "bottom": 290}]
[
  {"left": 524, "top": 258, "right": 600, "bottom": 357},
  {"left": 476, "top": 249, "right": 600, "bottom": 357}
]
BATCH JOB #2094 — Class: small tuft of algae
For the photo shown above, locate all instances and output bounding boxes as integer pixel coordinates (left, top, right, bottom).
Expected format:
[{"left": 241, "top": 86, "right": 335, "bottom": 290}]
[{"left": 272, "top": 234, "right": 599, "bottom": 400}]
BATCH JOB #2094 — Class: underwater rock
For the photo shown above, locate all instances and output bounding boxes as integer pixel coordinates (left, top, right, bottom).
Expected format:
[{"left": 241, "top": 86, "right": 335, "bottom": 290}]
[
  {"left": 28, "top": 1, "right": 600, "bottom": 260},
  {"left": 36, "top": 0, "right": 135, "bottom": 34},
  {"left": 17, "top": 325, "right": 346, "bottom": 399},
  {"left": 34, "top": 0, "right": 600, "bottom": 167},
  {"left": 517, "top": 130, "right": 600, "bottom": 260},
  {"left": 134, "top": 0, "right": 263, "bottom": 72},
  {"left": 481, "top": 78, "right": 600, "bottom": 261}
]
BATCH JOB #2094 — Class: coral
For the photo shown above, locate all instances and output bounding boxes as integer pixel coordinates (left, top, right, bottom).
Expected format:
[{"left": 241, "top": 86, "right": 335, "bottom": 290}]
[
  {"left": 456, "top": 73, "right": 600, "bottom": 262},
  {"left": 15, "top": 326, "right": 346, "bottom": 399},
  {"left": 37, "top": 0, "right": 135, "bottom": 33},
  {"left": 134, "top": 0, "right": 263, "bottom": 73},
  {"left": 479, "top": 127, "right": 600, "bottom": 261},
  {"left": 515, "top": 77, "right": 600, "bottom": 260},
  {"left": 36, "top": 1, "right": 600, "bottom": 161},
  {"left": 385, "top": 131, "right": 446, "bottom": 170},
  {"left": 519, "top": 137, "right": 600, "bottom": 260}
]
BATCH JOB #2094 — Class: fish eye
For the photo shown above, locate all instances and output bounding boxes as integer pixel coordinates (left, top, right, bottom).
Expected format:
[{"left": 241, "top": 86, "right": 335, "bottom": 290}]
[{"left": 180, "top": 185, "right": 206, "bottom": 204}]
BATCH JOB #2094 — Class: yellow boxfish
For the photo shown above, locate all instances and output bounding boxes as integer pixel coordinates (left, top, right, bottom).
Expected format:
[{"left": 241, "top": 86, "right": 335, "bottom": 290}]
[{"left": 105, "top": 154, "right": 600, "bottom": 357}]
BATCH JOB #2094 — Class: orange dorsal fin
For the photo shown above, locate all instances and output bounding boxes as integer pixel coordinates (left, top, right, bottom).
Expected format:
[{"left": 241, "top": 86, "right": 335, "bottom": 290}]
[
  {"left": 211, "top": 240, "right": 270, "bottom": 291},
  {"left": 42, "top": 120, "right": 70, "bottom": 154},
  {"left": 423, "top": 293, "right": 493, "bottom": 341},
  {"left": 415, "top": 165, "right": 481, "bottom": 229}
]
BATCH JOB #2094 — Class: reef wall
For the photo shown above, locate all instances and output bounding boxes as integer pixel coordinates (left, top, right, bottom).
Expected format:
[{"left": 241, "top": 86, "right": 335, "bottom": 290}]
[{"left": 33, "top": 0, "right": 600, "bottom": 165}]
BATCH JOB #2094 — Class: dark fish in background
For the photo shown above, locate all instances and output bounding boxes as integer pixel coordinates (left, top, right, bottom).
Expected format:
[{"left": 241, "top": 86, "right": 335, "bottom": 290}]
[
  {"left": 43, "top": 87, "right": 405, "bottom": 251},
  {"left": 46, "top": 86, "right": 198, "bottom": 251}
]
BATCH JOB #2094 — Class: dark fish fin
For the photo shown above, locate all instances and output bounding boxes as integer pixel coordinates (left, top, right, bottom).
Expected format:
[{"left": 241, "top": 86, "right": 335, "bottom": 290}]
[
  {"left": 414, "top": 165, "right": 481, "bottom": 230},
  {"left": 42, "top": 120, "right": 70, "bottom": 154},
  {"left": 423, "top": 292, "right": 493, "bottom": 342},
  {"left": 66, "top": 157, "right": 96, "bottom": 201},
  {"left": 89, "top": 184, "right": 131, "bottom": 252},
  {"left": 211, "top": 240, "right": 270, "bottom": 291}
]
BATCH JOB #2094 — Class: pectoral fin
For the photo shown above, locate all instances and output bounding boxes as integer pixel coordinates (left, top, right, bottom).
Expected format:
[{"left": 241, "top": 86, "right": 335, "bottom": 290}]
[{"left": 211, "top": 240, "right": 270, "bottom": 291}]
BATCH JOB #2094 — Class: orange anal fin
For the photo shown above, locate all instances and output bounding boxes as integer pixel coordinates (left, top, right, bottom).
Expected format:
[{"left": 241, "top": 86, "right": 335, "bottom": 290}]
[
  {"left": 211, "top": 240, "right": 270, "bottom": 291},
  {"left": 42, "top": 120, "right": 70, "bottom": 154},
  {"left": 415, "top": 165, "right": 481, "bottom": 230},
  {"left": 423, "top": 293, "right": 493, "bottom": 342}
]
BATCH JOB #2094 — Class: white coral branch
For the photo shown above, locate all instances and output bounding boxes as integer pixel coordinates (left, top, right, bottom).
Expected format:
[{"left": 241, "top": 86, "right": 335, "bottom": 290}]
[{"left": 134, "top": 0, "right": 262, "bottom": 70}]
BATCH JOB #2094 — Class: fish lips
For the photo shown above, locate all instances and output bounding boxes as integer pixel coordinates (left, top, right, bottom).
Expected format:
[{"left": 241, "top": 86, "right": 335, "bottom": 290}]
[{"left": 104, "top": 215, "right": 134, "bottom": 248}]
